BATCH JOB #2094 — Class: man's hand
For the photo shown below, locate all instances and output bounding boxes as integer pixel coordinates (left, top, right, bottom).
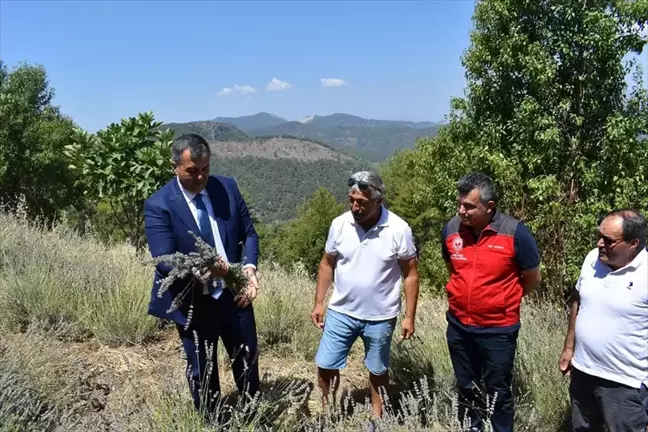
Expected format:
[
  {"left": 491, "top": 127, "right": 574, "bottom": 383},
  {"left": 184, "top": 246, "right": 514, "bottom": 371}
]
[
  {"left": 559, "top": 348, "right": 574, "bottom": 376},
  {"left": 311, "top": 304, "right": 325, "bottom": 329},
  {"left": 401, "top": 316, "right": 415, "bottom": 340},
  {"left": 209, "top": 258, "right": 229, "bottom": 278},
  {"left": 234, "top": 267, "right": 259, "bottom": 308}
]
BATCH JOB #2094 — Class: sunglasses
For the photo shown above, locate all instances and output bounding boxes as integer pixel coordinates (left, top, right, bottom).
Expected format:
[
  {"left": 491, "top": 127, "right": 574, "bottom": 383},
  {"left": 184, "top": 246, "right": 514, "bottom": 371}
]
[
  {"left": 348, "top": 178, "right": 382, "bottom": 193},
  {"left": 597, "top": 232, "right": 625, "bottom": 249}
]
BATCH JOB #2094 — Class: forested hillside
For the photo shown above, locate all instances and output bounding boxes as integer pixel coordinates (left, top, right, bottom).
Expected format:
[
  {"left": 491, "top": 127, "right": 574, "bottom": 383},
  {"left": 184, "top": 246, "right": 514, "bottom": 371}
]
[
  {"left": 210, "top": 155, "right": 366, "bottom": 222},
  {"left": 248, "top": 121, "right": 440, "bottom": 161},
  {"left": 161, "top": 121, "right": 250, "bottom": 142}
]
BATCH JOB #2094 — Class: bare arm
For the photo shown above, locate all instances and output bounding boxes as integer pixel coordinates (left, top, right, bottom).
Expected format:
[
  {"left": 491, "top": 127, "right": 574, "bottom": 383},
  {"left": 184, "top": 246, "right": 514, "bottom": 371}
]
[
  {"left": 559, "top": 288, "right": 580, "bottom": 375},
  {"left": 399, "top": 257, "right": 420, "bottom": 339},
  {"left": 563, "top": 288, "right": 580, "bottom": 352},
  {"left": 315, "top": 253, "right": 336, "bottom": 306},
  {"left": 521, "top": 266, "right": 542, "bottom": 296},
  {"left": 311, "top": 252, "right": 336, "bottom": 328},
  {"left": 400, "top": 258, "right": 419, "bottom": 320}
]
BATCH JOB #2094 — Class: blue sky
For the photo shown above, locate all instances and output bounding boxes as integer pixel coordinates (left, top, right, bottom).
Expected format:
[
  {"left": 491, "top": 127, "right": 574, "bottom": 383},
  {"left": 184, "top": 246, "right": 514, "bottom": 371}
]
[
  {"left": 1, "top": 1, "right": 645, "bottom": 133},
  {"left": 0, "top": 1, "right": 475, "bottom": 131}
]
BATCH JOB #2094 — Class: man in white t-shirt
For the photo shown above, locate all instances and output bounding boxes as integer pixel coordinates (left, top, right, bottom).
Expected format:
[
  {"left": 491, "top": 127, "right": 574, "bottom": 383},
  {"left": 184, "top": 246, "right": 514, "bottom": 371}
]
[
  {"left": 559, "top": 209, "right": 648, "bottom": 432},
  {"left": 310, "top": 171, "right": 420, "bottom": 419}
]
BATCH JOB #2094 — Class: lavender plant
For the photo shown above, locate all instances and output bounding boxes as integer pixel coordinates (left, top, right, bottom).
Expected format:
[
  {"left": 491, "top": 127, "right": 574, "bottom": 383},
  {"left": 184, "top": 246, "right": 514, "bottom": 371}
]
[{"left": 150, "top": 231, "right": 250, "bottom": 314}]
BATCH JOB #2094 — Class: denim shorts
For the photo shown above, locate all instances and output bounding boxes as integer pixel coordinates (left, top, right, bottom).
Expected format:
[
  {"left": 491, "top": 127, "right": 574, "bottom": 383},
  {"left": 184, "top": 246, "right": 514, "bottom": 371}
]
[{"left": 315, "top": 308, "right": 397, "bottom": 376}]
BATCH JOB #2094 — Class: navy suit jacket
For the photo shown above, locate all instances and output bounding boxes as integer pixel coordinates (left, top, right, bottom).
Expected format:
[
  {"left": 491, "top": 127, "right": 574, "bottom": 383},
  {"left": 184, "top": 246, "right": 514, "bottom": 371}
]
[{"left": 143, "top": 175, "right": 259, "bottom": 325}]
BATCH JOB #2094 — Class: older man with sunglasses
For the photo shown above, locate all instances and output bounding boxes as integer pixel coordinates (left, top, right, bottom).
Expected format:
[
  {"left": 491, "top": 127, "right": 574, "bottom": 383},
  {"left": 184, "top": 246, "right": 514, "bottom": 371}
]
[
  {"left": 311, "top": 171, "right": 420, "bottom": 420},
  {"left": 559, "top": 209, "right": 648, "bottom": 432}
]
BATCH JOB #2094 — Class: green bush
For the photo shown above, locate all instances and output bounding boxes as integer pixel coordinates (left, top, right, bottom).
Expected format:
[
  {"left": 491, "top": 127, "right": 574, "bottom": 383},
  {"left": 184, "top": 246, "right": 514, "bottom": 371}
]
[
  {"left": 263, "top": 187, "right": 345, "bottom": 278},
  {"left": 0, "top": 61, "right": 81, "bottom": 224}
]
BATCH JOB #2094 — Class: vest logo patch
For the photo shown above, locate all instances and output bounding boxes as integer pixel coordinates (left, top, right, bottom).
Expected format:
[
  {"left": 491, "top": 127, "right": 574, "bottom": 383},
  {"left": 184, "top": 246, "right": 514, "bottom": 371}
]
[
  {"left": 451, "top": 236, "right": 467, "bottom": 261},
  {"left": 453, "top": 237, "right": 464, "bottom": 252}
]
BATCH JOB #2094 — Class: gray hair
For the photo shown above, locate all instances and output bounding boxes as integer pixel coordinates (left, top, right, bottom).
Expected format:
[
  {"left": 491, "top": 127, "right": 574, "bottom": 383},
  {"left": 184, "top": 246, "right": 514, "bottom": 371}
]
[
  {"left": 171, "top": 133, "right": 211, "bottom": 165},
  {"left": 457, "top": 172, "right": 497, "bottom": 204},
  {"left": 348, "top": 171, "right": 385, "bottom": 200},
  {"left": 601, "top": 208, "right": 647, "bottom": 250}
]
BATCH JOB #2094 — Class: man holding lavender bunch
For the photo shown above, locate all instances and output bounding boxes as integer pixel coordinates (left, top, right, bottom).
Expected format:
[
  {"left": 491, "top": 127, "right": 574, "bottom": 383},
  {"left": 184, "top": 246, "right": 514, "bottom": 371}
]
[{"left": 144, "top": 133, "right": 260, "bottom": 412}]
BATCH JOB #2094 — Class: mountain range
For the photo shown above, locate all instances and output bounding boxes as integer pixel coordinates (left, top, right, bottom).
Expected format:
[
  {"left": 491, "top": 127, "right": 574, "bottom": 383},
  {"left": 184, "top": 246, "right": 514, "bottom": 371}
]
[
  {"left": 214, "top": 112, "right": 438, "bottom": 130},
  {"left": 208, "top": 112, "right": 441, "bottom": 161}
]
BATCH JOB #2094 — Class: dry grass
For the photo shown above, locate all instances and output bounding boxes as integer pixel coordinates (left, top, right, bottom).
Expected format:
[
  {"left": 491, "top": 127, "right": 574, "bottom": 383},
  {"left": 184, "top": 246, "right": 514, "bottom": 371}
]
[
  {"left": 0, "top": 209, "right": 159, "bottom": 345},
  {"left": 0, "top": 210, "right": 571, "bottom": 431}
]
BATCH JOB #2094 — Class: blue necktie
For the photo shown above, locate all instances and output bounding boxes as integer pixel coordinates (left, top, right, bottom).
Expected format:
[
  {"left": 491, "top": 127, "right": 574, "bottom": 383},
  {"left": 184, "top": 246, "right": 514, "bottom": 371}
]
[{"left": 194, "top": 194, "right": 223, "bottom": 299}]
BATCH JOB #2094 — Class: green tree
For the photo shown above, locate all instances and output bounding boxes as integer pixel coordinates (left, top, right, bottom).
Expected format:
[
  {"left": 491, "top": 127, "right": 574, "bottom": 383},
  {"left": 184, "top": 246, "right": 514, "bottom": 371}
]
[
  {"left": 384, "top": 0, "right": 648, "bottom": 298},
  {"left": 0, "top": 61, "right": 80, "bottom": 222},
  {"left": 273, "top": 187, "right": 345, "bottom": 277},
  {"left": 64, "top": 112, "right": 174, "bottom": 250}
]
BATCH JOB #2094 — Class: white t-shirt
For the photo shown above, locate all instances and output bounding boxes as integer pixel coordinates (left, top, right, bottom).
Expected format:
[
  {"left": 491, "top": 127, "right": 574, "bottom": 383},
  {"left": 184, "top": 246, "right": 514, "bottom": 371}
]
[
  {"left": 325, "top": 206, "right": 417, "bottom": 321},
  {"left": 572, "top": 247, "right": 648, "bottom": 388}
]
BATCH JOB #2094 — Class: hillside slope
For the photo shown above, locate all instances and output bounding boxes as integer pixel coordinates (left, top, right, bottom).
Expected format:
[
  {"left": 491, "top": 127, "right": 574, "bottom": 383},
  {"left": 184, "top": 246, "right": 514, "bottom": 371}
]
[
  {"left": 211, "top": 136, "right": 355, "bottom": 162},
  {"left": 237, "top": 113, "right": 440, "bottom": 161},
  {"left": 213, "top": 112, "right": 288, "bottom": 130},
  {"left": 209, "top": 153, "right": 367, "bottom": 222},
  {"left": 248, "top": 122, "right": 439, "bottom": 161},
  {"left": 162, "top": 121, "right": 249, "bottom": 142},
  {"left": 207, "top": 137, "right": 367, "bottom": 223},
  {"left": 167, "top": 113, "right": 441, "bottom": 162}
]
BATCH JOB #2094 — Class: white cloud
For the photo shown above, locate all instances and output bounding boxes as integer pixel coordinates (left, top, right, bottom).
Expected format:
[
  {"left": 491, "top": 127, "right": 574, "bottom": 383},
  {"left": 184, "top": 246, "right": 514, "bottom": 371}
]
[
  {"left": 217, "top": 84, "right": 257, "bottom": 97},
  {"left": 266, "top": 78, "right": 292, "bottom": 92},
  {"left": 320, "top": 78, "right": 348, "bottom": 88}
]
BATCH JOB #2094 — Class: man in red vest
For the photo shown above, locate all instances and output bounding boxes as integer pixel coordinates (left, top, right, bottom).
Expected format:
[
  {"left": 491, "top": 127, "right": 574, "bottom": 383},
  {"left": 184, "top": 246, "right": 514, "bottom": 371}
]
[{"left": 441, "top": 173, "right": 541, "bottom": 432}]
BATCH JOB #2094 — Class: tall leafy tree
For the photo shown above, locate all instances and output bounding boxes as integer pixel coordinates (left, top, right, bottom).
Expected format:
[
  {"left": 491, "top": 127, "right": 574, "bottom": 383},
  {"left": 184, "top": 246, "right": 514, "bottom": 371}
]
[
  {"left": 270, "top": 187, "right": 345, "bottom": 277},
  {"left": 64, "top": 112, "right": 174, "bottom": 250},
  {"left": 385, "top": 0, "right": 648, "bottom": 298},
  {"left": 0, "top": 61, "right": 80, "bottom": 222}
]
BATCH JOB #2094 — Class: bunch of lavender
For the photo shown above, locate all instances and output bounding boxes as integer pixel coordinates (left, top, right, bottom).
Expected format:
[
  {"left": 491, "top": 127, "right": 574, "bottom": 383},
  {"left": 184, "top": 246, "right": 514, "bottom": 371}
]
[{"left": 151, "top": 231, "right": 250, "bottom": 309}]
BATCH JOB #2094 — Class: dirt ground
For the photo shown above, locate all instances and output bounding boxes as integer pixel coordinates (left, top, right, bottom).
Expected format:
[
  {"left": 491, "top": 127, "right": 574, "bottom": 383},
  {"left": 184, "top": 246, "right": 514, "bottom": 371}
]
[{"left": 3, "top": 329, "right": 378, "bottom": 431}]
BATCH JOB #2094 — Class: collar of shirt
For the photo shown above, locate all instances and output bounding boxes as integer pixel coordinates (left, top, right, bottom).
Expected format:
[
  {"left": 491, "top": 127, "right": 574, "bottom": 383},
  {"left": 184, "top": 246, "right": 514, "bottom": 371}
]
[
  {"left": 176, "top": 176, "right": 208, "bottom": 205},
  {"left": 346, "top": 204, "right": 390, "bottom": 227}
]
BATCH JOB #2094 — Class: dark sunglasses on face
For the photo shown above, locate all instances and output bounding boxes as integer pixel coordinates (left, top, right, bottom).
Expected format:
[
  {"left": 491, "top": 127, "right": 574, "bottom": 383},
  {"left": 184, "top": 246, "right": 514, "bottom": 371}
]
[
  {"left": 348, "top": 178, "right": 382, "bottom": 193},
  {"left": 597, "top": 233, "right": 625, "bottom": 249}
]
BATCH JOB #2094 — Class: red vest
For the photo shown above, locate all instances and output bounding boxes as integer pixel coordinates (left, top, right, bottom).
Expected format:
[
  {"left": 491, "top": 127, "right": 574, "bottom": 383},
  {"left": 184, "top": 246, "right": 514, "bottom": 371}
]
[{"left": 443, "top": 211, "right": 524, "bottom": 328}]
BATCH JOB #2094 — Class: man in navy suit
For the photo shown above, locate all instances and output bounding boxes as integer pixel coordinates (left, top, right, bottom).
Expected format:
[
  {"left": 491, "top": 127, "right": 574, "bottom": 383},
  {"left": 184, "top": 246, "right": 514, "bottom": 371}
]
[{"left": 144, "top": 133, "right": 260, "bottom": 412}]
